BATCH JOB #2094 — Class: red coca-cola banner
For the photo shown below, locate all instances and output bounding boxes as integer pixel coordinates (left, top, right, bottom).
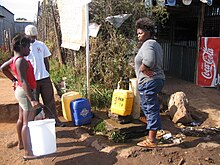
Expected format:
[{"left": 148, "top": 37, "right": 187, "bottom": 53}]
[{"left": 196, "top": 37, "right": 220, "bottom": 87}]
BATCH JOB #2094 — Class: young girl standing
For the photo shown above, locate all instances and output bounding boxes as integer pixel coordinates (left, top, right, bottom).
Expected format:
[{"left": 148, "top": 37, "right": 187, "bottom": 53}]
[{"left": 1, "top": 34, "right": 41, "bottom": 160}]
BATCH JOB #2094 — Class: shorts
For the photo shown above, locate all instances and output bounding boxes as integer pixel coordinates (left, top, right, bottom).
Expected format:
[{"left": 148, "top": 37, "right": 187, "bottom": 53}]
[{"left": 14, "top": 86, "right": 35, "bottom": 111}]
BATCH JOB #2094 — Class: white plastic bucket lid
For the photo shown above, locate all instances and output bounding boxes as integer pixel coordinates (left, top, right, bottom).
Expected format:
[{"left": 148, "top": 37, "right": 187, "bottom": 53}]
[{"left": 28, "top": 119, "right": 55, "bottom": 126}]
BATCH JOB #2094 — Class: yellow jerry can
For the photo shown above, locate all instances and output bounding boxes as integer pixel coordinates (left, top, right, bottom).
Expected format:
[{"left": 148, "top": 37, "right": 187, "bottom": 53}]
[
  {"left": 61, "top": 91, "right": 81, "bottom": 121},
  {"left": 110, "top": 89, "right": 134, "bottom": 116}
]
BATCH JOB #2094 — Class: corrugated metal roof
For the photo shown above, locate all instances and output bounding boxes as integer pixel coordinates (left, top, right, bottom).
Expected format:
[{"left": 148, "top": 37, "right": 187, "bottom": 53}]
[{"left": 0, "top": 5, "right": 14, "bottom": 16}]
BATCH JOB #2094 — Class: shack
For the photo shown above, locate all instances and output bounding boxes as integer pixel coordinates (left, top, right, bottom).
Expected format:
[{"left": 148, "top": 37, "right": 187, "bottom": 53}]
[
  {"left": 0, "top": 5, "right": 14, "bottom": 47},
  {"left": 159, "top": 0, "right": 220, "bottom": 82}
]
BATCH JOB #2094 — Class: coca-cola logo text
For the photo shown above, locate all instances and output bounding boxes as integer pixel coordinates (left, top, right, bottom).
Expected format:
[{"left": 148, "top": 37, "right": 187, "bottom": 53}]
[{"left": 201, "top": 47, "right": 214, "bottom": 79}]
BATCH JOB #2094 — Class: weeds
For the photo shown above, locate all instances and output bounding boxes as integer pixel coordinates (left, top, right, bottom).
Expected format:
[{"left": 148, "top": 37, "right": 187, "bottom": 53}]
[
  {"left": 49, "top": 58, "right": 113, "bottom": 108},
  {"left": 94, "top": 121, "right": 107, "bottom": 134},
  {"left": 110, "top": 130, "right": 126, "bottom": 143},
  {"left": 0, "top": 46, "right": 10, "bottom": 65}
]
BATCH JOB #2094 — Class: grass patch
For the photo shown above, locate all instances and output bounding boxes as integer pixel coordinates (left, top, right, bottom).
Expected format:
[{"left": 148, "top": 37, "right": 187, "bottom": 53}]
[{"left": 94, "top": 121, "right": 107, "bottom": 134}]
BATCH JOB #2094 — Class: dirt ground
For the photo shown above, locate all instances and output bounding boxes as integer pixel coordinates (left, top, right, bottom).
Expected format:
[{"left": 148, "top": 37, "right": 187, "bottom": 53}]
[{"left": 0, "top": 72, "right": 220, "bottom": 165}]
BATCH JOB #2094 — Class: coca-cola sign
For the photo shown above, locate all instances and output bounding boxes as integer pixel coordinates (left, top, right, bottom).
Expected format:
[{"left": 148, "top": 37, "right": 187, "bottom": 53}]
[
  {"left": 196, "top": 37, "right": 220, "bottom": 87},
  {"left": 201, "top": 47, "right": 214, "bottom": 79}
]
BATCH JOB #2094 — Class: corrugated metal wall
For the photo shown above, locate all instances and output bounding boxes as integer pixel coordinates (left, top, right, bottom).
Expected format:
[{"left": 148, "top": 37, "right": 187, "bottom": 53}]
[{"left": 161, "top": 41, "right": 197, "bottom": 82}]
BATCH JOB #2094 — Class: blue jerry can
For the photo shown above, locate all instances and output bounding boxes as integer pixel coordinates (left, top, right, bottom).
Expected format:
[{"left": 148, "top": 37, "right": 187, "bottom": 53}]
[{"left": 70, "top": 98, "right": 92, "bottom": 126}]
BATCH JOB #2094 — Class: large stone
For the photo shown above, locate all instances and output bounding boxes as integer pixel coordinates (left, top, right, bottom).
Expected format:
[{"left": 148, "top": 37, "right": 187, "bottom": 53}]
[
  {"left": 168, "top": 91, "right": 193, "bottom": 124},
  {"left": 104, "top": 118, "right": 147, "bottom": 141}
]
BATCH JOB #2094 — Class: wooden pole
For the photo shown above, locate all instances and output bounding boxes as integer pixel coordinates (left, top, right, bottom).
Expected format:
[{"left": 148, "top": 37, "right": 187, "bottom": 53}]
[
  {"left": 197, "top": 3, "right": 205, "bottom": 42},
  {"left": 42, "top": 0, "right": 47, "bottom": 41},
  {"left": 37, "top": 1, "right": 41, "bottom": 27},
  {"left": 7, "top": 28, "right": 11, "bottom": 55},
  {"left": 51, "top": 4, "right": 63, "bottom": 65},
  {"left": 85, "top": 3, "right": 90, "bottom": 101},
  {"left": 195, "top": 3, "right": 205, "bottom": 83}
]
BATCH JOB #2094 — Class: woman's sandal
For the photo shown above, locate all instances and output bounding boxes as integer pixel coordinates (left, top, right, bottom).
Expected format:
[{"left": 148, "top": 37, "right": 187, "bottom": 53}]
[
  {"left": 139, "top": 116, "right": 147, "bottom": 124},
  {"left": 137, "top": 139, "right": 157, "bottom": 148},
  {"left": 23, "top": 155, "right": 38, "bottom": 161}
]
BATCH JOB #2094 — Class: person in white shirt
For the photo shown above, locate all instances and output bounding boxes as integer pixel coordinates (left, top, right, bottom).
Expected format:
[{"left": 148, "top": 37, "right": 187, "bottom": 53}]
[{"left": 25, "top": 25, "right": 64, "bottom": 127}]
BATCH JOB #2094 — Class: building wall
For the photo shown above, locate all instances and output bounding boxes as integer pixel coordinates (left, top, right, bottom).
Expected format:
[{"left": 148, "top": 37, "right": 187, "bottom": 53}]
[
  {"left": 15, "top": 21, "right": 33, "bottom": 34},
  {"left": 0, "top": 5, "right": 14, "bottom": 46}
]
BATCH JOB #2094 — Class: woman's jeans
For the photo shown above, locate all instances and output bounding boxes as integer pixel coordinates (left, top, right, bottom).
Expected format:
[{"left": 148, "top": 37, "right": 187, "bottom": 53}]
[{"left": 138, "top": 79, "right": 164, "bottom": 131}]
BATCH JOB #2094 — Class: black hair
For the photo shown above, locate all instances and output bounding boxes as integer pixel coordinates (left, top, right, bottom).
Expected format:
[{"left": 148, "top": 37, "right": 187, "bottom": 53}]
[
  {"left": 12, "top": 33, "right": 31, "bottom": 52},
  {"left": 135, "top": 17, "right": 155, "bottom": 36}
]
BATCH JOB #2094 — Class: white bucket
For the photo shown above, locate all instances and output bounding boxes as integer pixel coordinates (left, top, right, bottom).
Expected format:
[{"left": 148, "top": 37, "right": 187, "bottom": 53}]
[{"left": 28, "top": 119, "right": 56, "bottom": 156}]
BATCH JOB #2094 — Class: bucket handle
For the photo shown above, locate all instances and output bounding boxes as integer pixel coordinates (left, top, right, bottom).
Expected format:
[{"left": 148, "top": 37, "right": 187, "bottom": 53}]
[{"left": 40, "top": 105, "right": 57, "bottom": 119}]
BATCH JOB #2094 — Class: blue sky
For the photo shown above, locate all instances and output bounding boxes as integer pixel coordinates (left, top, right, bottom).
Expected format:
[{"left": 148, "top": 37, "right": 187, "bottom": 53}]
[{"left": 1, "top": 0, "right": 41, "bottom": 21}]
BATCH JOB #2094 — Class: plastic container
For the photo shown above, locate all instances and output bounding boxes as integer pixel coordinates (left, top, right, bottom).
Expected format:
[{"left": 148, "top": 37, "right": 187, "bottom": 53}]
[
  {"left": 28, "top": 119, "right": 56, "bottom": 156},
  {"left": 70, "top": 98, "right": 92, "bottom": 126},
  {"left": 61, "top": 91, "right": 81, "bottom": 121},
  {"left": 129, "top": 78, "right": 140, "bottom": 119},
  {"left": 110, "top": 89, "right": 134, "bottom": 116}
]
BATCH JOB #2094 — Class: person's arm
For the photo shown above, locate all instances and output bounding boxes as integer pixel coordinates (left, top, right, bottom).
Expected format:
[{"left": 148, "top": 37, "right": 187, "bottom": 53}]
[
  {"left": 0, "top": 59, "right": 17, "bottom": 82},
  {"left": 44, "top": 57, "right": 50, "bottom": 73},
  {"left": 142, "top": 41, "right": 156, "bottom": 69},
  {"left": 16, "top": 58, "right": 40, "bottom": 109},
  {"left": 139, "top": 63, "right": 156, "bottom": 77},
  {"left": 140, "top": 42, "right": 156, "bottom": 77},
  {"left": 43, "top": 42, "right": 51, "bottom": 73}
]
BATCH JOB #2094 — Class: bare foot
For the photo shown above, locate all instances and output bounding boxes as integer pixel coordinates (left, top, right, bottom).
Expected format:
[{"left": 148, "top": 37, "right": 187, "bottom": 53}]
[{"left": 23, "top": 155, "right": 38, "bottom": 161}]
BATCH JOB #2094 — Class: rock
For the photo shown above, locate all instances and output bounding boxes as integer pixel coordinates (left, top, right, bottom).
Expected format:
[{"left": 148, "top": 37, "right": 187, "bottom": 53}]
[
  {"left": 204, "top": 157, "right": 215, "bottom": 163},
  {"left": 177, "top": 158, "right": 185, "bottom": 165},
  {"left": 168, "top": 92, "right": 193, "bottom": 124},
  {"left": 197, "top": 142, "right": 220, "bottom": 148},
  {"left": 104, "top": 119, "right": 147, "bottom": 142},
  {"left": 101, "top": 146, "right": 117, "bottom": 153},
  {"left": 80, "top": 133, "right": 91, "bottom": 141},
  {"left": 91, "top": 140, "right": 104, "bottom": 151},
  {"left": 118, "top": 147, "right": 142, "bottom": 158},
  {"left": 181, "top": 127, "right": 220, "bottom": 136},
  {"left": 6, "top": 141, "right": 18, "bottom": 148}
]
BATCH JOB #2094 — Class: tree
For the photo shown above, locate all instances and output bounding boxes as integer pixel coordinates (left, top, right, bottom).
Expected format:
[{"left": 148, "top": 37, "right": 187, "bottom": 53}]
[{"left": 16, "top": 18, "right": 27, "bottom": 21}]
